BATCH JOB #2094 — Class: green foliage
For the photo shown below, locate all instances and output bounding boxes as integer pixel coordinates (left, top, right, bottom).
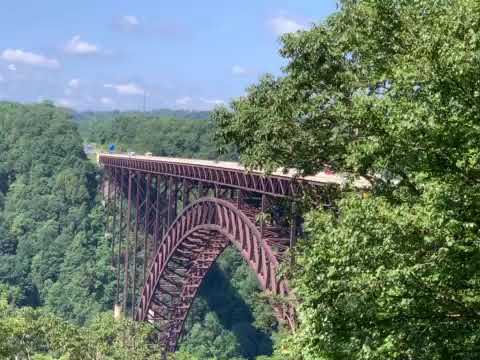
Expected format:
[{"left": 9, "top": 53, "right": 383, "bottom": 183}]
[
  {"left": 80, "top": 112, "right": 236, "bottom": 160},
  {"left": 179, "top": 248, "right": 276, "bottom": 360},
  {"left": 0, "top": 101, "right": 114, "bottom": 322},
  {"left": 180, "top": 312, "right": 243, "bottom": 360},
  {"left": 0, "top": 101, "right": 276, "bottom": 359},
  {"left": 214, "top": 1, "right": 480, "bottom": 359},
  {"left": 0, "top": 293, "right": 164, "bottom": 359}
]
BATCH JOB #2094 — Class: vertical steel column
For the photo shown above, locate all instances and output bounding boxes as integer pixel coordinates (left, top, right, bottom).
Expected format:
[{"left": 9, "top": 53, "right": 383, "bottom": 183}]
[
  {"left": 111, "top": 168, "right": 118, "bottom": 267},
  {"left": 173, "top": 178, "right": 178, "bottom": 219},
  {"left": 237, "top": 190, "right": 243, "bottom": 209},
  {"left": 116, "top": 168, "right": 124, "bottom": 306},
  {"left": 132, "top": 172, "right": 141, "bottom": 320},
  {"left": 106, "top": 168, "right": 112, "bottom": 256},
  {"left": 290, "top": 201, "right": 297, "bottom": 248},
  {"left": 154, "top": 175, "right": 161, "bottom": 253},
  {"left": 143, "top": 174, "right": 151, "bottom": 284},
  {"left": 123, "top": 170, "right": 133, "bottom": 315},
  {"left": 167, "top": 177, "right": 173, "bottom": 225},
  {"left": 104, "top": 168, "right": 111, "bottom": 262},
  {"left": 260, "top": 194, "right": 266, "bottom": 238},
  {"left": 182, "top": 179, "right": 189, "bottom": 208},
  {"left": 162, "top": 177, "right": 167, "bottom": 239}
]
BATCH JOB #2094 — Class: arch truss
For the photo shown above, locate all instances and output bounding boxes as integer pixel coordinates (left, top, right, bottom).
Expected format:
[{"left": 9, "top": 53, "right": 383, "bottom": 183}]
[{"left": 100, "top": 154, "right": 332, "bottom": 353}]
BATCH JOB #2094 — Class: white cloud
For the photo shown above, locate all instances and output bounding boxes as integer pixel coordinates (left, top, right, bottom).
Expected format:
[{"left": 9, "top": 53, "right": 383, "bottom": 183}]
[
  {"left": 65, "top": 35, "right": 99, "bottom": 55},
  {"left": 232, "top": 65, "right": 248, "bottom": 76},
  {"left": 269, "top": 15, "right": 306, "bottom": 35},
  {"left": 104, "top": 82, "right": 145, "bottom": 95},
  {"left": 175, "top": 96, "right": 192, "bottom": 106},
  {"left": 68, "top": 78, "right": 80, "bottom": 88},
  {"left": 123, "top": 15, "right": 140, "bottom": 26},
  {"left": 100, "top": 97, "right": 114, "bottom": 106},
  {"left": 55, "top": 98, "right": 75, "bottom": 108},
  {"left": 8, "top": 64, "right": 16, "bottom": 71},
  {"left": 200, "top": 98, "right": 226, "bottom": 106},
  {"left": 116, "top": 15, "right": 141, "bottom": 32},
  {"left": 1, "top": 49, "right": 59, "bottom": 68}
]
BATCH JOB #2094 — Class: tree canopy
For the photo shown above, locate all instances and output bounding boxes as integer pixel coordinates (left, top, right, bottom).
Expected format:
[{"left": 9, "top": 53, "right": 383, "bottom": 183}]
[
  {"left": 80, "top": 113, "right": 236, "bottom": 160},
  {"left": 214, "top": 1, "right": 480, "bottom": 359},
  {"left": 0, "top": 101, "right": 114, "bottom": 323}
]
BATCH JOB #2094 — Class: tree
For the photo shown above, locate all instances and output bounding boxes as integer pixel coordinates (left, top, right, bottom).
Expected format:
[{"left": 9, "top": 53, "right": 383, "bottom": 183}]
[
  {"left": 180, "top": 312, "right": 244, "bottom": 360},
  {"left": 79, "top": 112, "right": 237, "bottom": 161},
  {"left": 213, "top": 1, "right": 480, "bottom": 359},
  {"left": 0, "top": 102, "right": 114, "bottom": 321}
]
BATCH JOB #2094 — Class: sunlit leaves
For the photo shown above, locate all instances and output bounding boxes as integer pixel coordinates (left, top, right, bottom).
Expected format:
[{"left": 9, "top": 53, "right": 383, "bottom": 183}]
[{"left": 213, "top": 1, "right": 480, "bottom": 359}]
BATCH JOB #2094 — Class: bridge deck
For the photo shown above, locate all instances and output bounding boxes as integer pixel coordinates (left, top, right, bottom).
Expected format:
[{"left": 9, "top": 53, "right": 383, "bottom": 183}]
[
  {"left": 101, "top": 153, "right": 350, "bottom": 184},
  {"left": 99, "top": 153, "right": 369, "bottom": 197}
]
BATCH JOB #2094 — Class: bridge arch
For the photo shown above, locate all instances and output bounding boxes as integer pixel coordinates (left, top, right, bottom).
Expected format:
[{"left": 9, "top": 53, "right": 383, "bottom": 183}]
[{"left": 136, "top": 197, "right": 294, "bottom": 352}]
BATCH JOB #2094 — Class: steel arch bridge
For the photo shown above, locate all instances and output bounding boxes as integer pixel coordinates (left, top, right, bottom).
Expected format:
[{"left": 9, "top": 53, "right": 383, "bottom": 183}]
[{"left": 100, "top": 153, "right": 344, "bottom": 353}]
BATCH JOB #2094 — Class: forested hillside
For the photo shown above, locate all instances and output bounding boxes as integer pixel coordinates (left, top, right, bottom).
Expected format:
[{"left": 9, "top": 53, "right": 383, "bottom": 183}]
[
  {"left": 75, "top": 109, "right": 211, "bottom": 124},
  {"left": 79, "top": 113, "right": 235, "bottom": 160},
  {"left": 0, "top": 102, "right": 274, "bottom": 359},
  {"left": 0, "top": 101, "right": 114, "bottom": 323}
]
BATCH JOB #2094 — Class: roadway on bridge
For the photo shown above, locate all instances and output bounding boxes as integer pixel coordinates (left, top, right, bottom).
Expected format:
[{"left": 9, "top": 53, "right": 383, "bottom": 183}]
[{"left": 101, "top": 153, "right": 370, "bottom": 188}]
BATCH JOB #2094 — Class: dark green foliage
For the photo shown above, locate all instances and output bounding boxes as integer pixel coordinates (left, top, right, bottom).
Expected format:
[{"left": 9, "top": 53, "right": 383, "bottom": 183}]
[
  {"left": 79, "top": 112, "right": 236, "bottom": 160},
  {"left": 0, "top": 290, "right": 165, "bottom": 359},
  {"left": 75, "top": 109, "right": 211, "bottom": 124},
  {"left": 0, "top": 101, "right": 114, "bottom": 321},
  {"left": 213, "top": 1, "right": 480, "bottom": 359},
  {"left": 179, "top": 248, "right": 276, "bottom": 359},
  {"left": 0, "top": 101, "right": 274, "bottom": 359}
]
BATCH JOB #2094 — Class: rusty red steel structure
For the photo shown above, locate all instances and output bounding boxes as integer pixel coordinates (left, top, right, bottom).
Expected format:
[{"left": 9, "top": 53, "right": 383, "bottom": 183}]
[{"left": 100, "top": 153, "right": 336, "bottom": 353}]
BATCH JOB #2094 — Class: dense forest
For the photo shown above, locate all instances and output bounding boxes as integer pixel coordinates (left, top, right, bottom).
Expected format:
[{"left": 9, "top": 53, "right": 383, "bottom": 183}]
[
  {"left": 0, "top": 102, "right": 273, "bottom": 359},
  {"left": 0, "top": 102, "right": 113, "bottom": 322},
  {"left": 2, "top": 0, "right": 480, "bottom": 359},
  {"left": 79, "top": 114, "right": 223, "bottom": 159}
]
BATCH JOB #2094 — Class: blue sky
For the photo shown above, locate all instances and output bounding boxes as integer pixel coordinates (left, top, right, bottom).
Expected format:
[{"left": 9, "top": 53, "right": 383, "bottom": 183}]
[{"left": 0, "top": 0, "right": 337, "bottom": 111}]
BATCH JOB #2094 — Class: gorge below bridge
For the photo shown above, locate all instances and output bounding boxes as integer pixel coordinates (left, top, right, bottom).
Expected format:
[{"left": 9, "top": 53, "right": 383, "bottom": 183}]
[{"left": 99, "top": 153, "right": 356, "bottom": 354}]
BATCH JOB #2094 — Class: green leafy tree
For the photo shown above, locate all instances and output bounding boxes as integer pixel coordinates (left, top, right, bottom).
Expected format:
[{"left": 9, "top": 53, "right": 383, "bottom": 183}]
[
  {"left": 213, "top": 1, "right": 480, "bottom": 359},
  {"left": 0, "top": 102, "right": 114, "bottom": 321},
  {"left": 80, "top": 113, "right": 236, "bottom": 160},
  {"left": 0, "top": 294, "right": 165, "bottom": 359}
]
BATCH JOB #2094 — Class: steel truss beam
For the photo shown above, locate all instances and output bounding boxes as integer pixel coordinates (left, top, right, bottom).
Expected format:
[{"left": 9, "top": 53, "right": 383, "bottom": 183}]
[{"left": 101, "top": 161, "right": 306, "bottom": 355}]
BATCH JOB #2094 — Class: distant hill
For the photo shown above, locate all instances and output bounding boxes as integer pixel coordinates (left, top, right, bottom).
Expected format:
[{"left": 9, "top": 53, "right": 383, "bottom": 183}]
[{"left": 73, "top": 109, "right": 211, "bottom": 123}]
